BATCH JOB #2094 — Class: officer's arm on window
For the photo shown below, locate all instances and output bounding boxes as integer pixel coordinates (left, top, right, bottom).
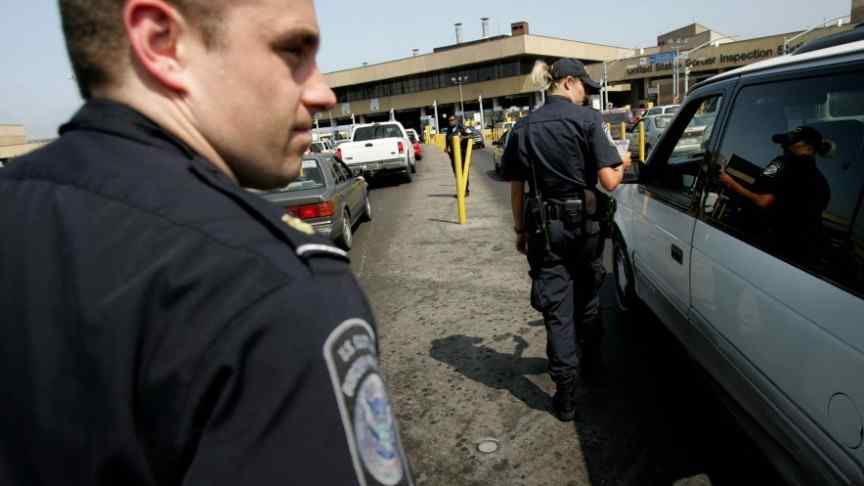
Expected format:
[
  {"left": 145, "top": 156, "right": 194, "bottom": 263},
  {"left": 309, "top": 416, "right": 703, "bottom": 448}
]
[
  {"left": 719, "top": 170, "right": 777, "bottom": 209},
  {"left": 500, "top": 130, "right": 528, "bottom": 233},
  {"left": 178, "top": 279, "right": 411, "bottom": 486},
  {"left": 590, "top": 112, "right": 628, "bottom": 192},
  {"left": 500, "top": 128, "right": 526, "bottom": 182},
  {"left": 719, "top": 162, "right": 778, "bottom": 209}
]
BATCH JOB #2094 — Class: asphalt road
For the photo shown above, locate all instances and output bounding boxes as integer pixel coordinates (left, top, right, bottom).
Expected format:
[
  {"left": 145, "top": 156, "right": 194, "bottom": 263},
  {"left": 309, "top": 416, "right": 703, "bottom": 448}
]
[{"left": 348, "top": 146, "right": 788, "bottom": 486}]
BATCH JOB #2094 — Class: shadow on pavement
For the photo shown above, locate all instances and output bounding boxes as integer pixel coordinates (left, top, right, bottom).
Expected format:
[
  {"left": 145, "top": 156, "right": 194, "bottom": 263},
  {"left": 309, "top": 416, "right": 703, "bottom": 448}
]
[
  {"left": 430, "top": 335, "right": 550, "bottom": 413},
  {"left": 571, "top": 277, "right": 787, "bottom": 486}
]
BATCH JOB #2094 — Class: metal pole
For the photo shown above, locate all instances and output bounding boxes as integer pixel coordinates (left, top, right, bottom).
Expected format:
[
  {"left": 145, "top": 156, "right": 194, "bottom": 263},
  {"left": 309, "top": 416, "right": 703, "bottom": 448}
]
[
  {"left": 433, "top": 100, "right": 440, "bottom": 133},
  {"left": 672, "top": 49, "right": 679, "bottom": 101},
  {"left": 479, "top": 95, "right": 485, "bottom": 128},
  {"left": 683, "top": 53, "right": 689, "bottom": 96},
  {"left": 459, "top": 83, "right": 465, "bottom": 117},
  {"left": 601, "top": 62, "right": 608, "bottom": 110}
]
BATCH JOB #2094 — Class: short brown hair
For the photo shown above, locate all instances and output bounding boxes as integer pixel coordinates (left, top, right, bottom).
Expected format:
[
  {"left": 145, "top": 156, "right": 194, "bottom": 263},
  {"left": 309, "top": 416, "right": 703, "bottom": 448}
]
[{"left": 59, "top": 0, "right": 223, "bottom": 99}]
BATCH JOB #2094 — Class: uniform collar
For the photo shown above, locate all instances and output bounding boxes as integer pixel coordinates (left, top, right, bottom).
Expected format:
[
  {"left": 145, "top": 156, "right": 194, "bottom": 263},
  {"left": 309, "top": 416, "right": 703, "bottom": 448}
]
[
  {"left": 60, "top": 98, "right": 199, "bottom": 160},
  {"left": 58, "top": 99, "right": 333, "bottom": 254},
  {"left": 546, "top": 95, "right": 574, "bottom": 106}
]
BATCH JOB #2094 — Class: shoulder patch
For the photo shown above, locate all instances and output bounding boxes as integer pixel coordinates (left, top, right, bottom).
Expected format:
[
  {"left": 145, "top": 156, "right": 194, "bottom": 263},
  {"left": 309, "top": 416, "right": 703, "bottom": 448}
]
[
  {"left": 282, "top": 214, "right": 316, "bottom": 235},
  {"left": 762, "top": 161, "right": 782, "bottom": 178},
  {"left": 323, "top": 319, "right": 414, "bottom": 486},
  {"left": 296, "top": 243, "right": 349, "bottom": 260}
]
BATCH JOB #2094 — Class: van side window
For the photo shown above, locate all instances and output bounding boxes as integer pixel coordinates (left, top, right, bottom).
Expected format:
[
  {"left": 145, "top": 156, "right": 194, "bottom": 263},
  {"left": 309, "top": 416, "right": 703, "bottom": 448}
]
[
  {"left": 704, "top": 72, "right": 864, "bottom": 297},
  {"left": 640, "top": 96, "right": 723, "bottom": 206}
]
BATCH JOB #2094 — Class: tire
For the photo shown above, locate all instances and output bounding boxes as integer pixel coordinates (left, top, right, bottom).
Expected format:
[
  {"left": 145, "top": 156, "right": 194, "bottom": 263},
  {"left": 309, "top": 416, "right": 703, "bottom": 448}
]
[
  {"left": 612, "top": 228, "right": 637, "bottom": 312},
  {"left": 337, "top": 208, "right": 353, "bottom": 250},
  {"left": 410, "top": 161, "right": 417, "bottom": 174},
  {"left": 360, "top": 194, "right": 373, "bottom": 222},
  {"left": 402, "top": 167, "right": 413, "bottom": 183}
]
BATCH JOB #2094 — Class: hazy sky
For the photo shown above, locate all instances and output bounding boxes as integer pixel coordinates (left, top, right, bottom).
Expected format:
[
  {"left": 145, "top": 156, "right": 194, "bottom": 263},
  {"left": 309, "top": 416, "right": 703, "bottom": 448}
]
[{"left": 0, "top": 0, "right": 853, "bottom": 138}]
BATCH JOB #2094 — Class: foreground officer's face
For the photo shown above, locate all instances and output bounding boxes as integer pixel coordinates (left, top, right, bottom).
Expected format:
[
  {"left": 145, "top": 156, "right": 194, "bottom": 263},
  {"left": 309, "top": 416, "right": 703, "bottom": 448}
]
[{"left": 185, "top": 0, "right": 336, "bottom": 189}]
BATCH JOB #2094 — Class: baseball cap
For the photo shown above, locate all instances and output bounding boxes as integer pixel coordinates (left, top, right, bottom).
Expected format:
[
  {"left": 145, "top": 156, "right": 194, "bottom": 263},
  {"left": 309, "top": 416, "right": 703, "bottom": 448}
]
[
  {"left": 551, "top": 58, "right": 601, "bottom": 92},
  {"left": 772, "top": 126, "right": 824, "bottom": 148}
]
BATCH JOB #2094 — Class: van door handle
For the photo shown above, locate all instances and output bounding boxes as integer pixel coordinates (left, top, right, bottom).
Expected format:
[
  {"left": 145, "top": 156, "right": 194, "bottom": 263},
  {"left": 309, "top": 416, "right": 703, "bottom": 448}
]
[{"left": 671, "top": 244, "right": 684, "bottom": 264}]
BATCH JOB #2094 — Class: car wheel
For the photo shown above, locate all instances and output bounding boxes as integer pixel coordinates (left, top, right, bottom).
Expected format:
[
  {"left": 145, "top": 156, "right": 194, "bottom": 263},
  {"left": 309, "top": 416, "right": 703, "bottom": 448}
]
[
  {"left": 612, "top": 228, "right": 637, "bottom": 312},
  {"left": 361, "top": 194, "right": 373, "bottom": 222},
  {"left": 402, "top": 167, "right": 413, "bottom": 183},
  {"left": 410, "top": 161, "right": 417, "bottom": 174},
  {"left": 337, "top": 208, "right": 353, "bottom": 250}
]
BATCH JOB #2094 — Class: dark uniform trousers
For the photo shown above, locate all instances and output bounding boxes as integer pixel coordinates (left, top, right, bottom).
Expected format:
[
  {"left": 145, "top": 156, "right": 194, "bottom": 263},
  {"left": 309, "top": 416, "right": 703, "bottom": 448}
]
[{"left": 526, "top": 217, "right": 605, "bottom": 385}]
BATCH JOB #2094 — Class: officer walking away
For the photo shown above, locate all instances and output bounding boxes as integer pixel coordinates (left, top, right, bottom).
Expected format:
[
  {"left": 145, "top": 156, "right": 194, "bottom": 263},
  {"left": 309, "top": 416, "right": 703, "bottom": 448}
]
[
  {"left": 501, "top": 59, "right": 632, "bottom": 422},
  {"left": 444, "top": 115, "right": 472, "bottom": 196},
  {"left": 0, "top": 1, "right": 413, "bottom": 485}
]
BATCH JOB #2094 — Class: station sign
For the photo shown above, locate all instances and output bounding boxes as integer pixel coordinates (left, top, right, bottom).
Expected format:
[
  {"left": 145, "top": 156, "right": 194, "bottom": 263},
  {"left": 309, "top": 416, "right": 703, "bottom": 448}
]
[{"left": 649, "top": 52, "right": 676, "bottom": 65}]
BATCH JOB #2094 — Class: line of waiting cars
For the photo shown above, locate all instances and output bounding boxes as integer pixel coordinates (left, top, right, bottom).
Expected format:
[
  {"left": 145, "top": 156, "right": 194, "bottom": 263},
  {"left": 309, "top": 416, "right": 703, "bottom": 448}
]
[{"left": 250, "top": 120, "right": 421, "bottom": 250}]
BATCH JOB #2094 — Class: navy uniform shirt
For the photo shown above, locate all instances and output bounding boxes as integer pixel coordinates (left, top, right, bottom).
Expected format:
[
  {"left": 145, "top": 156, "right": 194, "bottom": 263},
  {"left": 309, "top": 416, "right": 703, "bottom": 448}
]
[
  {"left": 442, "top": 123, "right": 468, "bottom": 153},
  {"left": 500, "top": 95, "right": 621, "bottom": 198},
  {"left": 0, "top": 100, "right": 414, "bottom": 486},
  {"left": 748, "top": 154, "right": 830, "bottom": 261}
]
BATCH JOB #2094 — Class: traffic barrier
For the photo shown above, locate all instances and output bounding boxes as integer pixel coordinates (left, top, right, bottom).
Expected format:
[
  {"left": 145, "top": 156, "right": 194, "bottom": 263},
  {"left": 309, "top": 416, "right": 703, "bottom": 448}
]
[{"left": 451, "top": 136, "right": 473, "bottom": 225}]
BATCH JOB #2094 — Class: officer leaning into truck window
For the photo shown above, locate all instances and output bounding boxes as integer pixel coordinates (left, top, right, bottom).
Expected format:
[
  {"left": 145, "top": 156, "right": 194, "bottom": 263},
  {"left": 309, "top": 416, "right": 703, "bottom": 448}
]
[{"left": 501, "top": 58, "right": 632, "bottom": 422}]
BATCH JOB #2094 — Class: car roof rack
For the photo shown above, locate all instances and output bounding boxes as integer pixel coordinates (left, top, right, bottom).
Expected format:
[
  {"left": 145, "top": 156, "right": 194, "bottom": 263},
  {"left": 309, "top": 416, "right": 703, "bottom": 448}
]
[{"left": 794, "top": 23, "right": 864, "bottom": 55}]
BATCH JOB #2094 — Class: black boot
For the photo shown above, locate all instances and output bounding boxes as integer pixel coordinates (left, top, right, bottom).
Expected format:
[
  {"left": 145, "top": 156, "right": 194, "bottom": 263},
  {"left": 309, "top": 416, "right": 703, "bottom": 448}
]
[{"left": 552, "top": 381, "right": 578, "bottom": 422}]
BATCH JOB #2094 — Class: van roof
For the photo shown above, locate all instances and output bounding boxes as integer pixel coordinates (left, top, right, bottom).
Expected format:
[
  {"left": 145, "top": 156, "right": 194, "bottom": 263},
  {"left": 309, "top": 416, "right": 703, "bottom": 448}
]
[{"left": 703, "top": 39, "right": 864, "bottom": 86}]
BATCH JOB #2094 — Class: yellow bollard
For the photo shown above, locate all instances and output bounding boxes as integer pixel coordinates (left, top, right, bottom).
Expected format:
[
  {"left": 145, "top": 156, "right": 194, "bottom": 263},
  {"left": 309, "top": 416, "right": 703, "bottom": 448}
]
[
  {"left": 453, "top": 136, "right": 466, "bottom": 224},
  {"left": 460, "top": 142, "right": 473, "bottom": 223},
  {"left": 639, "top": 120, "right": 646, "bottom": 162},
  {"left": 620, "top": 122, "right": 626, "bottom": 141}
]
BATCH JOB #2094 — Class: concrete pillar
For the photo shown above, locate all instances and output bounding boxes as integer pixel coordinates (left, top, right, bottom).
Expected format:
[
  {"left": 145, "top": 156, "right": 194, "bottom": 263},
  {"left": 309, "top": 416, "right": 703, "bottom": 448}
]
[{"left": 854, "top": 0, "right": 864, "bottom": 24}]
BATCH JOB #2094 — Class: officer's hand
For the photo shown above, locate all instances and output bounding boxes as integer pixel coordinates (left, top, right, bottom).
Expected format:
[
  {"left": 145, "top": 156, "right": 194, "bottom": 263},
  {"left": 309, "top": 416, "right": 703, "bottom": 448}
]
[
  {"left": 516, "top": 233, "right": 528, "bottom": 255},
  {"left": 718, "top": 169, "right": 735, "bottom": 188},
  {"left": 620, "top": 152, "right": 633, "bottom": 170}
]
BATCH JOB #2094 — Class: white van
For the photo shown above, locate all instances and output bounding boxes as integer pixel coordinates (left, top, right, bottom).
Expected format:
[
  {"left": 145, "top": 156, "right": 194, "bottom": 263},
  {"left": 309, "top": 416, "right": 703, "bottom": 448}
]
[{"left": 612, "top": 34, "right": 864, "bottom": 485}]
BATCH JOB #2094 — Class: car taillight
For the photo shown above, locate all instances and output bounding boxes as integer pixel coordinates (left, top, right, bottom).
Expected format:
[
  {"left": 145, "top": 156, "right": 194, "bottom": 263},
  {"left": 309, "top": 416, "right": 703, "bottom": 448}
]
[
  {"left": 335, "top": 148, "right": 342, "bottom": 160},
  {"left": 398, "top": 141, "right": 405, "bottom": 154},
  {"left": 288, "top": 201, "right": 335, "bottom": 220}
]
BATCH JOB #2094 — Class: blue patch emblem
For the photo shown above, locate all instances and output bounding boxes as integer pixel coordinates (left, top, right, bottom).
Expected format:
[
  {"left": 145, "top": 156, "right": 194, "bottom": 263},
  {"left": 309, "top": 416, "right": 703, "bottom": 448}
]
[
  {"left": 355, "top": 374, "right": 403, "bottom": 484},
  {"left": 323, "top": 319, "right": 413, "bottom": 486}
]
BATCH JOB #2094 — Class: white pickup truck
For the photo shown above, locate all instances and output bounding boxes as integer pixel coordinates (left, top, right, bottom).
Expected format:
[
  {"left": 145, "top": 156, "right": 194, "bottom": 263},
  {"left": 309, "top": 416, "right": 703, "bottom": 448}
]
[{"left": 336, "top": 122, "right": 416, "bottom": 182}]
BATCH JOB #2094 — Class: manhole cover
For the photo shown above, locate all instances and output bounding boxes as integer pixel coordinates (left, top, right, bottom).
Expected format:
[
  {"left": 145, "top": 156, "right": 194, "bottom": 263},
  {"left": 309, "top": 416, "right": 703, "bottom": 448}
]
[{"left": 477, "top": 438, "right": 500, "bottom": 454}]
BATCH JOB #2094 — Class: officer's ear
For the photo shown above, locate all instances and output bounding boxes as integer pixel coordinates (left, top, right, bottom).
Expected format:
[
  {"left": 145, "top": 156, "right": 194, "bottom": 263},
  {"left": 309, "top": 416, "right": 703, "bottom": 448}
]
[{"left": 123, "top": 0, "right": 190, "bottom": 94}]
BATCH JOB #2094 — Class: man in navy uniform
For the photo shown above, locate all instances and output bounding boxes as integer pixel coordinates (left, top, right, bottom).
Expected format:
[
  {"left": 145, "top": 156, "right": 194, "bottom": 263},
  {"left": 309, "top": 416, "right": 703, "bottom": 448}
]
[
  {"left": 0, "top": 1, "right": 413, "bottom": 485},
  {"left": 444, "top": 115, "right": 472, "bottom": 195}
]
